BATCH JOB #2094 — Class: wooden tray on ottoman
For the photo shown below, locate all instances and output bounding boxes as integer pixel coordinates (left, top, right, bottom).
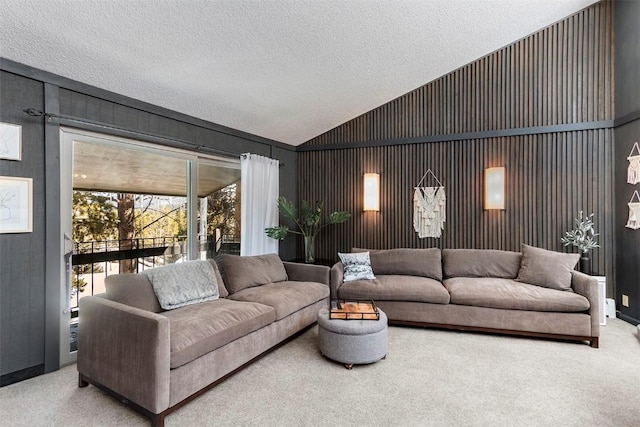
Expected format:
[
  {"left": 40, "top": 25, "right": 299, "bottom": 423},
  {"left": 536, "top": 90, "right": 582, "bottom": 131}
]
[{"left": 329, "top": 300, "right": 380, "bottom": 320}]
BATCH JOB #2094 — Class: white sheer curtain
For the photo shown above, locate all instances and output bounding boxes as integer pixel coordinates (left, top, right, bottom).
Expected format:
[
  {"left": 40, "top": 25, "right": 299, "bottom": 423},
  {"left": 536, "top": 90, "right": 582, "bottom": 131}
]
[{"left": 240, "top": 153, "right": 279, "bottom": 256}]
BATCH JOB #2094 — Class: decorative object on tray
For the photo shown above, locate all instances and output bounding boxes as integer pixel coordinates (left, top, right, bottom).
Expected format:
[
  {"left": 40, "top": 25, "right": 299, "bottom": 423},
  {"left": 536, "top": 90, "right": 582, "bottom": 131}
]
[
  {"left": 265, "top": 196, "right": 350, "bottom": 263},
  {"left": 329, "top": 299, "right": 380, "bottom": 320},
  {"left": 626, "top": 191, "right": 640, "bottom": 230},
  {"left": 627, "top": 142, "right": 640, "bottom": 184},
  {"left": 0, "top": 122, "right": 22, "bottom": 161},
  {"left": 561, "top": 210, "right": 600, "bottom": 275},
  {"left": 413, "top": 169, "right": 446, "bottom": 238}
]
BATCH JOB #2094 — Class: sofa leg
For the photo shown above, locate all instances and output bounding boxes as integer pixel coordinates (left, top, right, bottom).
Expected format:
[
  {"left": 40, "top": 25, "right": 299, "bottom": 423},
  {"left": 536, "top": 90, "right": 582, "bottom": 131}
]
[
  {"left": 78, "top": 373, "right": 88, "bottom": 388},
  {"left": 151, "top": 413, "right": 165, "bottom": 427},
  {"left": 590, "top": 337, "right": 599, "bottom": 348}
]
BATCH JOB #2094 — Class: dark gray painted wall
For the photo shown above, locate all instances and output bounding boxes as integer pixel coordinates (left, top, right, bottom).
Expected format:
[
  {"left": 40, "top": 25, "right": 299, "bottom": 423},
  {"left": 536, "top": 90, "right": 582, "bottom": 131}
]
[
  {"left": 614, "top": 0, "right": 640, "bottom": 322},
  {"left": 0, "top": 71, "right": 46, "bottom": 379},
  {"left": 272, "top": 146, "right": 298, "bottom": 261},
  {"left": 0, "top": 60, "right": 297, "bottom": 384},
  {"left": 615, "top": 0, "right": 640, "bottom": 118}
]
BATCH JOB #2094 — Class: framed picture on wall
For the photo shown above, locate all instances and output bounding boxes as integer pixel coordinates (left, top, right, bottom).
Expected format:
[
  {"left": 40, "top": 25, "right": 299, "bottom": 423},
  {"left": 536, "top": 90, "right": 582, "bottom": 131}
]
[
  {"left": 0, "top": 176, "right": 33, "bottom": 233},
  {"left": 0, "top": 122, "right": 22, "bottom": 161}
]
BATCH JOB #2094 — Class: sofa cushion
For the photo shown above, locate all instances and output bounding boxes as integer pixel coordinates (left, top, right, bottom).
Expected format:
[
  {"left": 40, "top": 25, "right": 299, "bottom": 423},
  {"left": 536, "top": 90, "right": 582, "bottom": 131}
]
[
  {"left": 353, "top": 247, "right": 442, "bottom": 281},
  {"left": 162, "top": 299, "right": 276, "bottom": 369},
  {"left": 142, "top": 260, "right": 220, "bottom": 310},
  {"left": 443, "top": 277, "right": 590, "bottom": 312},
  {"left": 337, "top": 275, "right": 450, "bottom": 304},
  {"left": 339, "top": 252, "right": 376, "bottom": 281},
  {"left": 516, "top": 244, "right": 579, "bottom": 291},
  {"left": 229, "top": 281, "right": 329, "bottom": 320},
  {"left": 105, "top": 273, "right": 162, "bottom": 313},
  {"left": 442, "top": 249, "right": 522, "bottom": 279},
  {"left": 217, "top": 253, "right": 288, "bottom": 294}
]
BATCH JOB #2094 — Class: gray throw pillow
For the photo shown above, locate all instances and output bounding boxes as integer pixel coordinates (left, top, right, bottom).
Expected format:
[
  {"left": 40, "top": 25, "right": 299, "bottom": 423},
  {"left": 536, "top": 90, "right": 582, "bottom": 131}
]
[
  {"left": 142, "top": 260, "right": 219, "bottom": 310},
  {"left": 339, "top": 252, "right": 376, "bottom": 282},
  {"left": 353, "top": 247, "right": 442, "bottom": 281},
  {"left": 516, "top": 244, "right": 580, "bottom": 291},
  {"left": 105, "top": 273, "right": 163, "bottom": 313},
  {"left": 442, "top": 249, "right": 522, "bottom": 279},
  {"left": 216, "top": 253, "right": 288, "bottom": 294}
]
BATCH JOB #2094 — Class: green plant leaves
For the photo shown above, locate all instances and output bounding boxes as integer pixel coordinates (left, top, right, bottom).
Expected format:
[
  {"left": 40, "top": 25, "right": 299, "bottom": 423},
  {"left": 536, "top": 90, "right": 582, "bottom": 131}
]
[
  {"left": 276, "top": 197, "right": 298, "bottom": 221},
  {"left": 265, "top": 197, "right": 351, "bottom": 241},
  {"left": 327, "top": 211, "right": 351, "bottom": 224},
  {"left": 264, "top": 225, "right": 291, "bottom": 240},
  {"left": 561, "top": 210, "right": 600, "bottom": 253}
]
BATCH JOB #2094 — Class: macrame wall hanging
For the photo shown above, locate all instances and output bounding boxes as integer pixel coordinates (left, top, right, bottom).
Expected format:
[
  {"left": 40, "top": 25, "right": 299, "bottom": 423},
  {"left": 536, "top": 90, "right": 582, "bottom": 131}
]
[
  {"left": 626, "top": 191, "right": 640, "bottom": 230},
  {"left": 413, "top": 169, "right": 446, "bottom": 238},
  {"left": 627, "top": 142, "right": 640, "bottom": 184}
]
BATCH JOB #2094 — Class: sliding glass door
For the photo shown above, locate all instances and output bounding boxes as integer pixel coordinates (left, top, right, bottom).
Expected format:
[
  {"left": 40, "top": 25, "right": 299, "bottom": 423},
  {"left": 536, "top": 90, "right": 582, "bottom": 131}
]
[{"left": 59, "top": 128, "right": 240, "bottom": 365}]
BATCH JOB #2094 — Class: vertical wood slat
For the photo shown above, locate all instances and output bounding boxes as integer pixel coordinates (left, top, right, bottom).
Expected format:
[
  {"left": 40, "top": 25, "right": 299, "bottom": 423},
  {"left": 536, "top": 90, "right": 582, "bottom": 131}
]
[{"left": 304, "top": 1, "right": 613, "bottom": 147}]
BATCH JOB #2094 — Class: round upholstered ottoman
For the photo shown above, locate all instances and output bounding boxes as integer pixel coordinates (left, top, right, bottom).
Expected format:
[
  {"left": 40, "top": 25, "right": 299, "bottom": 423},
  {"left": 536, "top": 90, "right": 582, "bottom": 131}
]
[{"left": 317, "top": 307, "right": 388, "bottom": 369}]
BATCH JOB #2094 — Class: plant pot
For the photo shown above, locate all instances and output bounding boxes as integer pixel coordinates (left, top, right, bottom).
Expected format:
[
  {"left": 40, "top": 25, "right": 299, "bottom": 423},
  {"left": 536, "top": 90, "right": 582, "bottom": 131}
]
[
  {"left": 304, "top": 235, "right": 316, "bottom": 263},
  {"left": 579, "top": 255, "right": 591, "bottom": 275}
]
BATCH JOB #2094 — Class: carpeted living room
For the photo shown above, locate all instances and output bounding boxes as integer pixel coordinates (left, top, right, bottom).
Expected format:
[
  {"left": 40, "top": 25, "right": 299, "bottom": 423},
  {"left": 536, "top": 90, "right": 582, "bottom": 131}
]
[{"left": 1, "top": 1, "right": 640, "bottom": 426}]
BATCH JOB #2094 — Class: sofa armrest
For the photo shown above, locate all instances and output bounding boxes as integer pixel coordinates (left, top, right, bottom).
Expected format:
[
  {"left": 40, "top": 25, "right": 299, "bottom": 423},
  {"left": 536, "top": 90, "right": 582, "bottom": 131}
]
[
  {"left": 78, "top": 295, "right": 170, "bottom": 414},
  {"left": 330, "top": 262, "right": 344, "bottom": 300},
  {"left": 571, "top": 271, "right": 600, "bottom": 339},
  {"left": 283, "top": 261, "right": 330, "bottom": 285}
]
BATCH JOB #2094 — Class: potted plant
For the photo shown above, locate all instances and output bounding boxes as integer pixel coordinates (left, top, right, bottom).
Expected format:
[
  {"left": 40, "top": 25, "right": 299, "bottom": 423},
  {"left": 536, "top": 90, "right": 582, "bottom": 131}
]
[
  {"left": 265, "top": 197, "right": 351, "bottom": 263},
  {"left": 561, "top": 210, "right": 600, "bottom": 275}
]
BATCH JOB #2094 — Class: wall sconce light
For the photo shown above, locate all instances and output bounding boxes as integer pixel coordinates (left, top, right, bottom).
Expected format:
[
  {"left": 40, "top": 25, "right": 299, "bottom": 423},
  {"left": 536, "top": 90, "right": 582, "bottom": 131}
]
[
  {"left": 363, "top": 173, "right": 380, "bottom": 211},
  {"left": 485, "top": 167, "right": 505, "bottom": 210}
]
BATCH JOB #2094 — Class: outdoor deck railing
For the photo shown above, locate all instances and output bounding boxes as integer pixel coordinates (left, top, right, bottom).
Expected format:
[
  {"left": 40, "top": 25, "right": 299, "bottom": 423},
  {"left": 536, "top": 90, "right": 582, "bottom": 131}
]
[{"left": 70, "top": 234, "right": 240, "bottom": 314}]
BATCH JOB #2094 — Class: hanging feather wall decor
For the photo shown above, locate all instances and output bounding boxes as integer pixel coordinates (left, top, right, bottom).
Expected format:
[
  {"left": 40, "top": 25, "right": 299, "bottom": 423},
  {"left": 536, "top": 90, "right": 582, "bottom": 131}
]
[
  {"left": 413, "top": 169, "right": 446, "bottom": 238},
  {"left": 626, "top": 191, "right": 640, "bottom": 230},
  {"left": 627, "top": 142, "right": 640, "bottom": 185}
]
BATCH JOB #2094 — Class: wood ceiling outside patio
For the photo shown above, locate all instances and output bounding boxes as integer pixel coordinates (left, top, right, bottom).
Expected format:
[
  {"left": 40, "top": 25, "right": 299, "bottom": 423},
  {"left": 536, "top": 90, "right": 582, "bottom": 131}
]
[{"left": 72, "top": 142, "right": 240, "bottom": 197}]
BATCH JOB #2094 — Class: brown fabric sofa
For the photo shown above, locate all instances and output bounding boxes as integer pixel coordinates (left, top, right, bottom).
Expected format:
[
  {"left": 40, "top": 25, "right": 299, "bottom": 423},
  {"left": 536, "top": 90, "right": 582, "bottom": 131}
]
[
  {"left": 77, "top": 254, "right": 330, "bottom": 427},
  {"left": 331, "top": 247, "right": 599, "bottom": 348}
]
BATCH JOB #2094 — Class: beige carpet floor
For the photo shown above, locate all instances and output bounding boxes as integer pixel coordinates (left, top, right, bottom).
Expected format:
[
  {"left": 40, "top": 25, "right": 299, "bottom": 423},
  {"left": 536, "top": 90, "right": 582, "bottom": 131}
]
[{"left": 1, "top": 318, "right": 639, "bottom": 426}]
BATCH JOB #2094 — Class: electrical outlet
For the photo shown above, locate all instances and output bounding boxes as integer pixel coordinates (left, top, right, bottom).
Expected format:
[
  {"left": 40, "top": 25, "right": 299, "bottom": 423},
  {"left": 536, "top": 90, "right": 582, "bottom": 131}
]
[{"left": 622, "top": 294, "right": 629, "bottom": 307}]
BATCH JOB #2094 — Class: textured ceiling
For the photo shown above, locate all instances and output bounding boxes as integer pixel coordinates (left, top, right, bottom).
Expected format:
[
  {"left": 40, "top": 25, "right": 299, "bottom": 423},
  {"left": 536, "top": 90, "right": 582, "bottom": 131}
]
[{"left": 0, "top": 0, "right": 599, "bottom": 146}]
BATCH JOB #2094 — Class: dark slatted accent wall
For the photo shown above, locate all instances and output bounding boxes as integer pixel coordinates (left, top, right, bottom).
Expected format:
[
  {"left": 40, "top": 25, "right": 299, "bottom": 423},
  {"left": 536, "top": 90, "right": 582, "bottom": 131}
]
[
  {"left": 297, "top": 1, "right": 614, "bottom": 283},
  {"left": 306, "top": 1, "right": 613, "bottom": 146},
  {"left": 299, "top": 130, "right": 614, "bottom": 278}
]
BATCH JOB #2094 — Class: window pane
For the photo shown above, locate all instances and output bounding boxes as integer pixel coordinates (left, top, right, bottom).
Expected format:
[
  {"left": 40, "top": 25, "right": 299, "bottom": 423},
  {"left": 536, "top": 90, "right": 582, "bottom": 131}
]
[
  {"left": 71, "top": 140, "right": 188, "bottom": 318},
  {"left": 197, "top": 162, "right": 241, "bottom": 259}
]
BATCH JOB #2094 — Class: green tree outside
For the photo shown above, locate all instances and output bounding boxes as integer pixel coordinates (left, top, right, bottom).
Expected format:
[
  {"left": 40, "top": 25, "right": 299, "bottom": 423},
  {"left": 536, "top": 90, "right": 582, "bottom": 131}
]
[
  {"left": 72, "top": 191, "right": 118, "bottom": 295},
  {"left": 71, "top": 185, "right": 237, "bottom": 291}
]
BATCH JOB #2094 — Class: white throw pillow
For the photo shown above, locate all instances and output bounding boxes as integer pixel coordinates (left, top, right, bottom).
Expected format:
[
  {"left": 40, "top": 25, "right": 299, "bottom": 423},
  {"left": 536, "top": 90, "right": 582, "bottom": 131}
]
[
  {"left": 143, "top": 260, "right": 219, "bottom": 310},
  {"left": 338, "top": 251, "right": 376, "bottom": 282}
]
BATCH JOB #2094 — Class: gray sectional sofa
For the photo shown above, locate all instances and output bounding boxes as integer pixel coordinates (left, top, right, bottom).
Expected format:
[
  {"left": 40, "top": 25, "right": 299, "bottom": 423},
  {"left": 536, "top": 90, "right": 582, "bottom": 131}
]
[
  {"left": 331, "top": 246, "right": 599, "bottom": 348},
  {"left": 77, "top": 254, "right": 330, "bottom": 427}
]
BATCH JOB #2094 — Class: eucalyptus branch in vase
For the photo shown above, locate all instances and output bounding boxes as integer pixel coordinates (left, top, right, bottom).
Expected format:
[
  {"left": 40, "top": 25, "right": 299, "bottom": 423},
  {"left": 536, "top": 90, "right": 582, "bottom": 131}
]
[
  {"left": 561, "top": 210, "right": 600, "bottom": 274},
  {"left": 265, "top": 197, "right": 351, "bottom": 263}
]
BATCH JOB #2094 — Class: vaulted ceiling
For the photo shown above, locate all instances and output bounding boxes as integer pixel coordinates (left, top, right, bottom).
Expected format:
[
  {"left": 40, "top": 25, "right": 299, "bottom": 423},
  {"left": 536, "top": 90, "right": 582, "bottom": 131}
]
[{"left": 0, "top": 0, "right": 599, "bottom": 145}]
